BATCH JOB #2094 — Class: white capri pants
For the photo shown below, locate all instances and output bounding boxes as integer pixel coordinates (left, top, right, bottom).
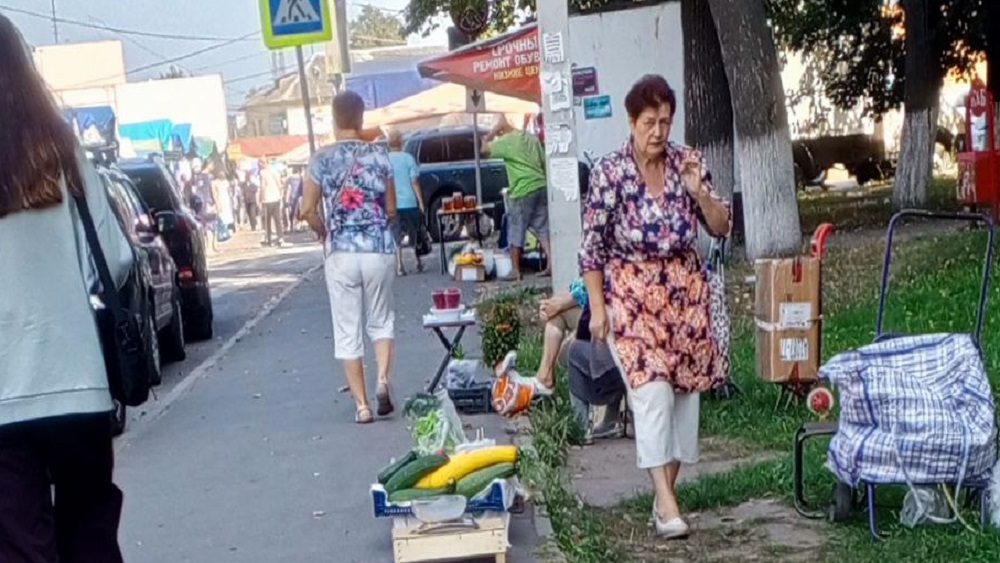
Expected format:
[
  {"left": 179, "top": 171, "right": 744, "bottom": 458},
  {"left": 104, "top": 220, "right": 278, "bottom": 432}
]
[
  {"left": 324, "top": 251, "right": 396, "bottom": 360},
  {"left": 607, "top": 312, "right": 700, "bottom": 469}
]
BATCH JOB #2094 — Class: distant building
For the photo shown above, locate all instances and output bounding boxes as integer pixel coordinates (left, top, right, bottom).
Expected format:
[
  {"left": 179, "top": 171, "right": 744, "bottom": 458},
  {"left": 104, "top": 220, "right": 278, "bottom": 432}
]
[
  {"left": 236, "top": 45, "right": 445, "bottom": 138},
  {"left": 34, "top": 40, "right": 126, "bottom": 109}
]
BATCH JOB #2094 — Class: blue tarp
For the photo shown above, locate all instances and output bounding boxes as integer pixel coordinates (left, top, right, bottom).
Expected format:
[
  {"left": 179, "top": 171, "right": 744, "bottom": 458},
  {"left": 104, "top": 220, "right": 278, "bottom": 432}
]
[
  {"left": 119, "top": 119, "right": 174, "bottom": 152},
  {"left": 170, "top": 123, "right": 193, "bottom": 153},
  {"left": 345, "top": 70, "right": 438, "bottom": 110},
  {"left": 65, "top": 106, "right": 117, "bottom": 147}
]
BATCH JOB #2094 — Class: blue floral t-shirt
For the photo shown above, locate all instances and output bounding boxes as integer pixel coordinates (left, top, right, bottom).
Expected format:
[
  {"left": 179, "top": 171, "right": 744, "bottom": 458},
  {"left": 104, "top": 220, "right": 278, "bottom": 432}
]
[{"left": 309, "top": 141, "right": 396, "bottom": 255}]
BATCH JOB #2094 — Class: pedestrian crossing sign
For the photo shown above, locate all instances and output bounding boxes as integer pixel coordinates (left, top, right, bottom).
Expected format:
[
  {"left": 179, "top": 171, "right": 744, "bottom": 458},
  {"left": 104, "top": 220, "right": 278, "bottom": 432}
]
[{"left": 259, "top": 0, "right": 332, "bottom": 49}]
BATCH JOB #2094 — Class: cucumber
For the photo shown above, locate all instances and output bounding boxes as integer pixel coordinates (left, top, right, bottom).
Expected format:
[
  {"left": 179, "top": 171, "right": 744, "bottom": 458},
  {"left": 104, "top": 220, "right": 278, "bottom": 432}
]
[
  {"left": 385, "top": 453, "right": 449, "bottom": 493},
  {"left": 454, "top": 462, "right": 516, "bottom": 499},
  {"left": 377, "top": 450, "right": 417, "bottom": 485},
  {"left": 388, "top": 485, "right": 453, "bottom": 503}
]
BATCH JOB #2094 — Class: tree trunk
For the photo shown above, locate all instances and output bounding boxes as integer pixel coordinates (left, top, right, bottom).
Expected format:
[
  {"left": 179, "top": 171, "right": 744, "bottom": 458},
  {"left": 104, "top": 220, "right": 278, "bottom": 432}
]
[
  {"left": 708, "top": 0, "right": 801, "bottom": 260},
  {"left": 682, "top": 0, "right": 735, "bottom": 201},
  {"left": 683, "top": 0, "right": 737, "bottom": 258},
  {"left": 893, "top": 0, "right": 940, "bottom": 210}
]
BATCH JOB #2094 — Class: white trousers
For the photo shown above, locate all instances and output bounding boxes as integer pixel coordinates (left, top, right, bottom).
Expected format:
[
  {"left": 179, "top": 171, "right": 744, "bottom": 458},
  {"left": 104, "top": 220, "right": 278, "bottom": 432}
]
[
  {"left": 324, "top": 252, "right": 396, "bottom": 360},
  {"left": 607, "top": 312, "right": 700, "bottom": 469}
]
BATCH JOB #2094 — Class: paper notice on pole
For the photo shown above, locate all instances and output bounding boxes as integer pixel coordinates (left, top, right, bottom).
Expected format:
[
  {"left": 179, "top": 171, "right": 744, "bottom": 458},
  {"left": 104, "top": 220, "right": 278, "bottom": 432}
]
[
  {"left": 549, "top": 157, "right": 579, "bottom": 203},
  {"left": 542, "top": 71, "right": 572, "bottom": 112},
  {"left": 542, "top": 32, "right": 565, "bottom": 64},
  {"left": 545, "top": 123, "right": 572, "bottom": 156}
]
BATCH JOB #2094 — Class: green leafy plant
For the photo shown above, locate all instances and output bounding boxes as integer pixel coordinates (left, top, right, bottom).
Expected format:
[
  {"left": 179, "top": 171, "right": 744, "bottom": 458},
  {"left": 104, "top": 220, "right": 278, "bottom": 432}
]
[{"left": 480, "top": 301, "right": 522, "bottom": 369}]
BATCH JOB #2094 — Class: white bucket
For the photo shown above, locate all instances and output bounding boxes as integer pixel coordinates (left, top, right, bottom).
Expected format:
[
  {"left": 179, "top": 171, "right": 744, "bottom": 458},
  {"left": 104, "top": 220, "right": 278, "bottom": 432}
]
[{"left": 494, "top": 253, "right": 514, "bottom": 280}]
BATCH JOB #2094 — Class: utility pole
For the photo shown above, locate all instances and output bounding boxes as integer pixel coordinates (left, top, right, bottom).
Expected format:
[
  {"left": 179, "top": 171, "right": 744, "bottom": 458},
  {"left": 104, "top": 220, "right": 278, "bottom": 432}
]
[
  {"left": 50, "top": 0, "right": 58, "bottom": 43},
  {"left": 295, "top": 46, "right": 317, "bottom": 154},
  {"left": 537, "top": 3, "right": 580, "bottom": 292}
]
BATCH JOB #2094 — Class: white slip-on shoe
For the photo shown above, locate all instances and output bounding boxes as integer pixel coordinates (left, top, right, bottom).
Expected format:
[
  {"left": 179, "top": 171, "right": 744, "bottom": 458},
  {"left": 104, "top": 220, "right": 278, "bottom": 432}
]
[{"left": 653, "top": 506, "right": 690, "bottom": 539}]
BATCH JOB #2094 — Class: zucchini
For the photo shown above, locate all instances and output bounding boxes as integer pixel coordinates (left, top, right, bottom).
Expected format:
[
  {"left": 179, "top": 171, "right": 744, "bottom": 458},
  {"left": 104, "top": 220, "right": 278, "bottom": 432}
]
[
  {"left": 377, "top": 450, "right": 418, "bottom": 485},
  {"left": 455, "top": 462, "right": 516, "bottom": 499},
  {"left": 384, "top": 453, "right": 449, "bottom": 493},
  {"left": 388, "top": 485, "right": 453, "bottom": 503}
]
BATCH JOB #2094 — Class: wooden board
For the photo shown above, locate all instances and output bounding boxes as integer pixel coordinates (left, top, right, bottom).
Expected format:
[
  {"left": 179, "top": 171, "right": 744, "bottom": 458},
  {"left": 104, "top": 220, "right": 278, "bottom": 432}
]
[{"left": 392, "top": 512, "right": 509, "bottom": 563}]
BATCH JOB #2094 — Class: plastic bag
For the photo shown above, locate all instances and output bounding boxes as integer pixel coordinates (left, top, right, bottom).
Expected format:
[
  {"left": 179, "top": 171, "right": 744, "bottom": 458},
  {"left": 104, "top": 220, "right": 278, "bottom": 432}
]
[
  {"left": 900, "top": 486, "right": 951, "bottom": 528},
  {"left": 491, "top": 352, "right": 551, "bottom": 417},
  {"left": 445, "top": 359, "right": 479, "bottom": 390},
  {"left": 412, "top": 390, "right": 468, "bottom": 455}
]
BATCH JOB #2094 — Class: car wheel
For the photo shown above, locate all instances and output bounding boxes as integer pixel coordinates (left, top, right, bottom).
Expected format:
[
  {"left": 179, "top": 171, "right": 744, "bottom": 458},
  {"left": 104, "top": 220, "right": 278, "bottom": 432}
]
[
  {"left": 186, "top": 288, "right": 214, "bottom": 341},
  {"left": 160, "top": 294, "right": 186, "bottom": 363},
  {"left": 145, "top": 310, "right": 163, "bottom": 386},
  {"left": 111, "top": 399, "right": 127, "bottom": 437},
  {"left": 428, "top": 195, "right": 463, "bottom": 242}
]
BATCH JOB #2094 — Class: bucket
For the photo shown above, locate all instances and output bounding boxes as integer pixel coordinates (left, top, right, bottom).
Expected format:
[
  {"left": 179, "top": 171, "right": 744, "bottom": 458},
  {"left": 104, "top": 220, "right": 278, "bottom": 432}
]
[{"left": 494, "top": 253, "right": 514, "bottom": 280}]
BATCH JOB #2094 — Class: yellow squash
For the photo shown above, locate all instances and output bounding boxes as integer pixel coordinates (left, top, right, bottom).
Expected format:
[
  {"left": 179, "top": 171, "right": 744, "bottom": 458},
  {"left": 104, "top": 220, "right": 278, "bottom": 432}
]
[{"left": 415, "top": 446, "right": 518, "bottom": 489}]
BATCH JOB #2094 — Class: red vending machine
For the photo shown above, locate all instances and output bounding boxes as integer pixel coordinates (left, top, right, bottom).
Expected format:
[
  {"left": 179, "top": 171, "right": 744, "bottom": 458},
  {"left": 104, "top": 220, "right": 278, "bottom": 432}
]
[{"left": 957, "top": 78, "right": 999, "bottom": 216}]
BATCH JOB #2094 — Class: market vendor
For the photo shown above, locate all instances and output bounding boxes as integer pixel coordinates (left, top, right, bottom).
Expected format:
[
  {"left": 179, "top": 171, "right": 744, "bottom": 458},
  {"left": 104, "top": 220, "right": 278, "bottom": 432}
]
[{"left": 536, "top": 278, "right": 624, "bottom": 442}]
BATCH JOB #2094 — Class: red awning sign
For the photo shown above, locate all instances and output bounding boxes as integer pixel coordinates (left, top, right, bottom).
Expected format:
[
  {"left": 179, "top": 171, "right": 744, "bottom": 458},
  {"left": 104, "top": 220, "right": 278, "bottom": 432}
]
[{"left": 417, "top": 24, "right": 541, "bottom": 103}]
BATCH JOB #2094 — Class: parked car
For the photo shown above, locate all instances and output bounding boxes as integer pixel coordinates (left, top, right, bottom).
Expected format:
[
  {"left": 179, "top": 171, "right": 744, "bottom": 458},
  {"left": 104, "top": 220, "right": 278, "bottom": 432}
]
[
  {"left": 118, "top": 157, "right": 214, "bottom": 341},
  {"left": 792, "top": 134, "right": 894, "bottom": 190},
  {"left": 403, "top": 126, "right": 590, "bottom": 241},
  {"left": 93, "top": 165, "right": 186, "bottom": 435}
]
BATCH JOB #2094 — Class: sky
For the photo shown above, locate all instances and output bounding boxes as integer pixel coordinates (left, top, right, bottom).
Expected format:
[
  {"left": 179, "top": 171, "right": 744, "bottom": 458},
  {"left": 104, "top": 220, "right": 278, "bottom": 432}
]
[{"left": 1, "top": 0, "right": 448, "bottom": 108}]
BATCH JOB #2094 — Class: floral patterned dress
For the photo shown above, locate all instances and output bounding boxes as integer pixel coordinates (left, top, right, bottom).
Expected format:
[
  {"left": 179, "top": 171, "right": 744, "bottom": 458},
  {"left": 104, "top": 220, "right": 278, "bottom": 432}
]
[
  {"left": 579, "top": 140, "right": 730, "bottom": 393},
  {"left": 308, "top": 140, "right": 396, "bottom": 255}
]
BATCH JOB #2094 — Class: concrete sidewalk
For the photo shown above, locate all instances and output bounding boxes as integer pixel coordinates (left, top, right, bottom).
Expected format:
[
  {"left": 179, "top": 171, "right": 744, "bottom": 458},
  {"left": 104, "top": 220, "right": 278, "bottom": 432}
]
[{"left": 115, "top": 253, "right": 540, "bottom": 563}]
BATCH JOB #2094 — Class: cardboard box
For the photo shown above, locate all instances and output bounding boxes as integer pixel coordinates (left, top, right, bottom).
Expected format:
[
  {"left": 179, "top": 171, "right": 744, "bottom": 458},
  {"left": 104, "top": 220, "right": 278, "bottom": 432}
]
[
  {"left": 455, "top": 264, "right": 486, "bottom": 282},
  {"left": 754, "top": 257, "right": 822, "bottom": 383}
]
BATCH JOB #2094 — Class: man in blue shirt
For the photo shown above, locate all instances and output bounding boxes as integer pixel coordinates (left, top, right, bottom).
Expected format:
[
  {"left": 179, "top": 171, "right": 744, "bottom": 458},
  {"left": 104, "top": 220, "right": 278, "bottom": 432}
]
[{"left": 387, "top": 131, "right": 426, "bottom": 275}]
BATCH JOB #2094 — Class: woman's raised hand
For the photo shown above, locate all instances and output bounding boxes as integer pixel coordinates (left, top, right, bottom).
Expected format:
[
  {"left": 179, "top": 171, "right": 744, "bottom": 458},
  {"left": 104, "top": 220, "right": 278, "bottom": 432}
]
[{"left": 681, "top": 149, "right": 707, "bottom": 198}]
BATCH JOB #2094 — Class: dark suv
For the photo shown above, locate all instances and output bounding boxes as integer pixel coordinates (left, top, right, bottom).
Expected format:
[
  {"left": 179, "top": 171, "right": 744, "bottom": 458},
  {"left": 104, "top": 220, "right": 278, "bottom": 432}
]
[
  {"left": 118, "top": 158, "right": 214, "bottom": 341},
  {"left": 403, "top": 126, "right": 590, "bottom": 241}
]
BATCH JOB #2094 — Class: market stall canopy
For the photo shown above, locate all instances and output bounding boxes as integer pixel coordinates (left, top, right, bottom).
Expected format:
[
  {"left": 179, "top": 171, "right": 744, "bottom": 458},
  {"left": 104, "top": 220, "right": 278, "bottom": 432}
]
[
  {"left": 278, "top": 142, "right": 312, "bottom": 167},
  {"left": 417, "top": 24, "right": 541, "bottom": 103},
  {"left": 170, "top": 123, "right": 193, "bottom": 153},
  {"left": 194, "top": 137, "right": 217, "bottom": 160},
  {"left": 65, "top": 106, "right": 117, "bottom": 148},
  {"left": 231, "top": 135, "right": 309, "bottom": 159},
  {"left": 364, "top": 82, "right": 539, "bottom": 128},
  {"left": 119, "top": 119, "right": 174, "bottom": 152}
]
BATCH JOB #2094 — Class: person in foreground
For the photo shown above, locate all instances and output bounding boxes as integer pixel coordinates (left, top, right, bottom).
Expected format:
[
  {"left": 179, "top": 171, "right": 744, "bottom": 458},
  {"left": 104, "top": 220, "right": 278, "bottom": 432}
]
[
  {"left": 300, "top": 91, "right": 399, "bottom": 424},
  {"left": 0, "top": 14, "right": 132, "bottom": 561},
  {"left": 579, "top": 74, "right": 731, "bottom": 539}
]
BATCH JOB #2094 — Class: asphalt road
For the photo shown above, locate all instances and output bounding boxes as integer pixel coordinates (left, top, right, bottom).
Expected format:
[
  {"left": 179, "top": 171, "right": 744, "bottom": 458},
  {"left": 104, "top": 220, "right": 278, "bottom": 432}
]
[{"left": 113, "top": 230, "right": 540, "bottom": 563}]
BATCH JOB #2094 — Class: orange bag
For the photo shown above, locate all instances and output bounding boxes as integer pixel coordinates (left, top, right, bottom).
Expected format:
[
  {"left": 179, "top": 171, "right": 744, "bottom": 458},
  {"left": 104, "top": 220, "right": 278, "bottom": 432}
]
[{"left": 491, "top": 352, "right": 551, "bottom": 417}]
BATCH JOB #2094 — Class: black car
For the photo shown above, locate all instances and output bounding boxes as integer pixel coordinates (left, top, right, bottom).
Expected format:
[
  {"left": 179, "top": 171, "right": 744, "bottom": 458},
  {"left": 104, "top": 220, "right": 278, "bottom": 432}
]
[
  {"left": 118, "top": 158, "right": 214, "bottom": 341},
  {"left": 95, "top": 166, "right": 186, "bottom": 434},
  {"left": 403, "top": 126, "right": 590, "bottom": 241}
]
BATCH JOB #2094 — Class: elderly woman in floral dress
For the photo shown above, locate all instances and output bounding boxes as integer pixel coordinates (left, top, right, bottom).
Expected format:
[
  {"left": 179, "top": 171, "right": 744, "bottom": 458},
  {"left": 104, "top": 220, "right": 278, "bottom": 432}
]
[{"left": 579, "top": 74, "right": 731, "bottom": 539}]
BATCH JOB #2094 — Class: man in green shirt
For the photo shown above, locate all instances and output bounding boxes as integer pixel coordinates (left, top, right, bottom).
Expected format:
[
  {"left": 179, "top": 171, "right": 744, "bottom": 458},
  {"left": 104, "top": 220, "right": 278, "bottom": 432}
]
[{"left": 484, "top": 117, "right": 551, "bottom": 278}]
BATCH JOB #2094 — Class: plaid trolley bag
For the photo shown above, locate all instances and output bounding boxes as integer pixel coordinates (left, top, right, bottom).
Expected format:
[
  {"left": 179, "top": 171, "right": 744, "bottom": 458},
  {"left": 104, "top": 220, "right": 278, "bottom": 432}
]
[{"left": 821, "top": 210, "right": 998, "bottom": 538}]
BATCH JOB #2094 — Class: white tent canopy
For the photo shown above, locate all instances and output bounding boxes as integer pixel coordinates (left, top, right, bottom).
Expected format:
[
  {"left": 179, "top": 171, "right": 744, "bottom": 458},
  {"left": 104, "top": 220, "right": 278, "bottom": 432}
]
[{"left": 363, "top": 82, "right": 539, "bottom": 129}]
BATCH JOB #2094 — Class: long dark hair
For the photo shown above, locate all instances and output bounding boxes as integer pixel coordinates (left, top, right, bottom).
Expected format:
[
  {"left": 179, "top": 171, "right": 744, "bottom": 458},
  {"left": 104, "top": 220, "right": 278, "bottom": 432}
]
[{"left": 0, "top": 14, "right": 84, "bottom": 219}]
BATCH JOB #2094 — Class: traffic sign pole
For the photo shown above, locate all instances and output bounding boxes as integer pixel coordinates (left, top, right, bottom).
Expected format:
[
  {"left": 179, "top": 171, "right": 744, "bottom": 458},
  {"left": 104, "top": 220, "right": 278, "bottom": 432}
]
[{"left": 296, "top": 46, "right": 317, "bottom": 155}]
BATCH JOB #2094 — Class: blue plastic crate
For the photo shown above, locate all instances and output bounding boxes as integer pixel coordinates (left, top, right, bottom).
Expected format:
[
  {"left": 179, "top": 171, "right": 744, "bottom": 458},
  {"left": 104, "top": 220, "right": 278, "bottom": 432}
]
[{"left": 371, "top": 478, "right": 512, "bottom": 519}]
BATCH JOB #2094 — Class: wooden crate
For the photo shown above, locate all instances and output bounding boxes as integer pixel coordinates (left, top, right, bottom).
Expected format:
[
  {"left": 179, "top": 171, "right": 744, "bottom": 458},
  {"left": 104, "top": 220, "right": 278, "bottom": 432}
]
[{"left": 392, "top": 512, "right": 509, "bottom": 563}]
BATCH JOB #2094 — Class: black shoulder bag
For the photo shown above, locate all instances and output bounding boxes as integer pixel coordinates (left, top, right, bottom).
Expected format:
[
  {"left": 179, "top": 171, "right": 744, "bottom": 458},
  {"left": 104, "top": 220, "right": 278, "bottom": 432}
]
[{"left": 74, "top": 192, "right": 151, "bottom": 407}]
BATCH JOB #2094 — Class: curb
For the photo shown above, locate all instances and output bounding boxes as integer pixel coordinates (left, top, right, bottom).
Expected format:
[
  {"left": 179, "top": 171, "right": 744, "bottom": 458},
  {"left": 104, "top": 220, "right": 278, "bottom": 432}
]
[{"left": 115, "top": 263, "right": 323, "bottom": 454}]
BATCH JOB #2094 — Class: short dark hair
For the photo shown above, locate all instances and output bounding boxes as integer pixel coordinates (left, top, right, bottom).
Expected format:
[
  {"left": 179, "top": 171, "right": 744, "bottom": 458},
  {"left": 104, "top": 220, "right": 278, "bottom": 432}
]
[
  {"left": 333, "top": 90, "right": 365, "bottom": 131},
  {"left": 624, "top": 74, "right": 677, "bottom": 121}
]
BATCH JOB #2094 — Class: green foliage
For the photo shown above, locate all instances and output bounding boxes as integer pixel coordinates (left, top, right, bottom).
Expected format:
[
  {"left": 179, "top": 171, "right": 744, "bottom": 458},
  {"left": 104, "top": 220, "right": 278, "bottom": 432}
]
[
  {"left": 349, "top": 5, "right": 406, "bottom": 49},
  {"left": 402, "top": 0, "right": 660, "bottom": 37},
  {"left": 767, "top": 0, "right": 989, "bottom": 116},
  {"left": 479, "top": 299, "right": 521, "bottom": 369}
]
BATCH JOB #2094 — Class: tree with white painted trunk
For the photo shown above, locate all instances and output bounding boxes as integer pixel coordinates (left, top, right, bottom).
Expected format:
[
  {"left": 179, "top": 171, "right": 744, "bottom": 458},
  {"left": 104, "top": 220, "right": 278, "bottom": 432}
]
[
  {"left": 708, "top": 0, "right": 801, "bottom": 260},
  {"left": 682, "top": 0, "right": 735, "bottom": 201},
  {"left": 893, "top": 0, "right": 941, "bottom": 209}
]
